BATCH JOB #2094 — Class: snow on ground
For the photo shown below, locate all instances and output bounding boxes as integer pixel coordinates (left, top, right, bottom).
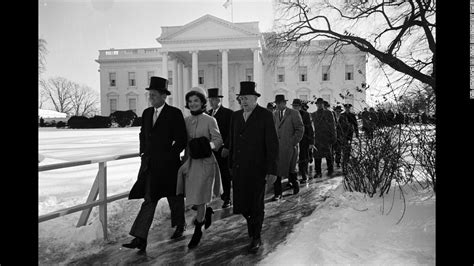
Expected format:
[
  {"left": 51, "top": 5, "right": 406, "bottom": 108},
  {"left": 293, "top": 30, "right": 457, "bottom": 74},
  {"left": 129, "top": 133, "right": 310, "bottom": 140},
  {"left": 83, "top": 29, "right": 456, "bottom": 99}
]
[{"left": 261, "top": 180, "right": 435, "bottom": 265}]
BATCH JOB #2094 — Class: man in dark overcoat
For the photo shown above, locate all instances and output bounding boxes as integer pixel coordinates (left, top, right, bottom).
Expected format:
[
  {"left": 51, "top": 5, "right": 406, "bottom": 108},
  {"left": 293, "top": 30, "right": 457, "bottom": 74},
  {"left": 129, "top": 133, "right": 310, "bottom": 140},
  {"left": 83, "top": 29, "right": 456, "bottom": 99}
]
[
  {"left": 311, "top": 98, "right": 337, "bottom": 178},
  {"left": 122, "top": 77, "right": 187, "bottom": 253},
  {"left": 228, "top": 81, "right": 279, "bottom": 253},
  {"left": 332, "top": 105, "right": 344, "bottom": 169},
  {"left": 339, "top": 104, "right": 359, "bottom": 174},
  {"left": 207, "top": 88, "right": 234, "bottom": 209},
  {"left": 291, "top": 98, "right": 314, "bottom": 183}
]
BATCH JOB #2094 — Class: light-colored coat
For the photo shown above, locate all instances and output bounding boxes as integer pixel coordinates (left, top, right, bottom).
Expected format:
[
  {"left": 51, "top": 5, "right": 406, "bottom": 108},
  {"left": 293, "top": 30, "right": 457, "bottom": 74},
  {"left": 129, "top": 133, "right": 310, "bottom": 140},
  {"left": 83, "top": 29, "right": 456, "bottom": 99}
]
[
  {"left": 273, "top": 108, "right": 304, "bottom": 177},
  {"left": 177, "top": 113, "right": 223, "bottom": 205}
]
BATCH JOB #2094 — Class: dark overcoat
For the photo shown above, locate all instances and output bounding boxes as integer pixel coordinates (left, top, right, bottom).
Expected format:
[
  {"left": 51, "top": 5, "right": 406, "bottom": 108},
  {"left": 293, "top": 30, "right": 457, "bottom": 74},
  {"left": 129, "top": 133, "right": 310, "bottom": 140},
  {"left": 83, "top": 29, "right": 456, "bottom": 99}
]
[
  {"left": 339, "top": 112, "right": 359, "bottom": 140},
  {"left": 228, "top": 104, "right": 278, "bottom": 215},
  {"left": 310, "top": 109, "right": 336, "bottom": 158},
  {"left": 208, "top": 106, "right": 233, "bottom": 154},
  {"left": 129, "top": 104, "right": 187, "bottom": 202},
  {"left": 299, "top": 109, "right": 314, "bottom": 162}
]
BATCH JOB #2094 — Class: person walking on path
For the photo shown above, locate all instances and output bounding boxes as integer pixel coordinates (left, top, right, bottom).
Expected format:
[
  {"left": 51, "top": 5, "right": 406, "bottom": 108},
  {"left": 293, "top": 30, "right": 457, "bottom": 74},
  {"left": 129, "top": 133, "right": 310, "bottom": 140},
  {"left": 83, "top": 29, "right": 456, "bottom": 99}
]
[
  {"left": 272, "top": 95, "right": 304, "bottom": 200},
  {"left": 227, "top": 81, "right": 279, "bottom": 253},
  {"left": 291, "top": 98, "right": 314, "bottom": 183},
  {"left": 123, "top": 76, "right": 187, "bottom": 253},
  {"left": 207, "top": 88, "right": 234, "bottom": 209},
  {"left": 177, "top": 87, "right": 223, "bottom": 249}
]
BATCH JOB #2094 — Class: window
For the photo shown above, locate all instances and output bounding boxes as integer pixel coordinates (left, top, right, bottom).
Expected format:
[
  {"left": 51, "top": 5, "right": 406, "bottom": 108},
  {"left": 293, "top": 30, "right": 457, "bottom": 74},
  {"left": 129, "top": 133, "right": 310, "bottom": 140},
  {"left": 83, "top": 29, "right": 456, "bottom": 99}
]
[
  {"left": 277, "top": 67, "right": 285, "bottom": 82},
  {"left": 147, "top": 71, "right": 154, "bottom": 85},
  {"left": 246, "top": 68, "right": 253, "bottom": 81},
  {"left": 322, "top": 66, "right": 330, "bottom": 81},
  {"left": 345, "top": 65, "right": 354, "bottom": 80},
  {"left": 129, "top": 98, "right": 137, "bottom": 114},
  {"left": 299, "top": 66, "right": 308, "bottom": 82},
  {"left": 109, "top": 73, "right": 116, "bottom": 87},
  {"left": 110, "top": 99, "right": 117, "bottom": 113},
  {"left": 128, "top": 72, "right": 136, "bottom": 86},
  {"left": 168, "top": 71, "right": 173, "bottom": 85},
  {"left": 198, "top": 70, "right": 204, "bottom": 85}
]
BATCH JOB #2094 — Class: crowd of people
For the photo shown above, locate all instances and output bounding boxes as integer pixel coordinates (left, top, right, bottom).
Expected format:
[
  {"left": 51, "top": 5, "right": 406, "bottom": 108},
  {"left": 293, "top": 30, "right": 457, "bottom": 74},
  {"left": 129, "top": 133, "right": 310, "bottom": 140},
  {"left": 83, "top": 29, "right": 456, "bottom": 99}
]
[{"left": 121, "top": 76, "right": 434, "bottom": 256}]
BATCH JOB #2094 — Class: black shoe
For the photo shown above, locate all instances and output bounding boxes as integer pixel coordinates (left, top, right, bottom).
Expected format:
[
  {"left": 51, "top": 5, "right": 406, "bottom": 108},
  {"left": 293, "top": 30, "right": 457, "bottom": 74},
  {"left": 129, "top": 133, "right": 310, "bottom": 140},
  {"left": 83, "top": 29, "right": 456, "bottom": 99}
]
[
  {"left": 188, "top": 219, "right": 204, "bottom": 249},
  {"left": 222, "top": 200, "right": 231, "bottom": 209},
  {"left": 248, "top": 237, "right": 262, "bottom": 253},
  {"left": 170, "top": 224, "right": 186, "bottom": 239},
  {"left": 204, "top": 207, "right": 214, "bottom": 229},
  {"left": 271, "top": 194, "right": 282, "bottom": 201},
  {"left": 122, "top": 237, "right": 147, "bottom": 251},
  {"left": 292, "top": 181, "right": 300, "bottom": 194}
]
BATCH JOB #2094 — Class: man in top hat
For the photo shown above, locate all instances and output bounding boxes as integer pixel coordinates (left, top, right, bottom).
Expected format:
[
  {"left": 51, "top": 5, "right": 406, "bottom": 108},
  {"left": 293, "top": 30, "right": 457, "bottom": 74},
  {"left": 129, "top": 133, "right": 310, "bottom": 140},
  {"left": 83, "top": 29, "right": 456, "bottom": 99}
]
[
  {"left": 311, "top": 98, "right": 337, "bottom": 178},
  {"left": 207, "top": 88, "right": 234, "bottom": 209},
  {"left": 332, "top": 105, "right": 344, "bottom": 169},
  {"left": 123, "top": 76, "right": 188, "bottom": 253},
  {"left": 291, "top": 98, "right": 314, "bottom": 183},
  {"left": 228, "top": 81, "right": 279, "bottom": 253},
  {"left": 339, "top": 104, "right": 359, "bottom": 175},
  {"left": 272, "top": 94, "right": 304, "bottom": 200}
]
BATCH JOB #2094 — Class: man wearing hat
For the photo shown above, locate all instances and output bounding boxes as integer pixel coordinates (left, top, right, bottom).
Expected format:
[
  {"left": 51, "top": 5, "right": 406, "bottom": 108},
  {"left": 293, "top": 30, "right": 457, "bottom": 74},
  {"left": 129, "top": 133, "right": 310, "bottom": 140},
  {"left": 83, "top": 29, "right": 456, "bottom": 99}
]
[
  {"left": 339, "top": 104, "right": 359, "bottom": 174},
  {"left": 272, "top": 94, "right": 304, "bottom": 199},
  {"left": 266, "top": 102, "right": 275, "bottom": 112},
  {"left": 123, "top": 76, "right": 188, "bottom": 253},
  {"left": 207, "top": 88, "right": 234, "bottom": 209},
  {"left": 311, "top": 98, "right": 337, "bottom": 178},
  {"left": 291, "top": 98, "right": 314, "bottom": 183},
  {"left": 228, "top": 81, "right": 279, "bottom": 253},
  {"left": 333, "top": 105, "right": 344, "bottom": 169}
]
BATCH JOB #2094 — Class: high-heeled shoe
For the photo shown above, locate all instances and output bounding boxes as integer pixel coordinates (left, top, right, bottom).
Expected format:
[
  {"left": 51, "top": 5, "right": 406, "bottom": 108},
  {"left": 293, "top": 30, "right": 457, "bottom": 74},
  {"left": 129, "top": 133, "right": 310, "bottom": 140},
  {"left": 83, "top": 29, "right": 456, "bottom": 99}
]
[{"left": 204, "top": 206, "right": 214, "bottom": 229}]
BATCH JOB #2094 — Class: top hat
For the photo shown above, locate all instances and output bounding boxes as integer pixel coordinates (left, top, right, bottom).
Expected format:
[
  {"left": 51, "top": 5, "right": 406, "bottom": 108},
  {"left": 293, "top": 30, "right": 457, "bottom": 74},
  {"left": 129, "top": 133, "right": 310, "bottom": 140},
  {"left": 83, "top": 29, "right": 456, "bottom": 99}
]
[
  {"left": 274, "top": 94, "right": 287, "bottom": 103},
  {"left": 291, "top": 99, "right": 302, "bottom": 106},
  {"left": 237, "top": 81, "right": 261, "bottom": 97},
  {"left": 343, "top": 103, "right": 352, "bottom": 108},
  {"left": 315, "top": 98, "right": 325, "bottom": 104},
  {"left": 146, "top": 76, "right": 171, "bottom": 95},
  {"left": 207, "top": 88, "right": 223, "bottom": 98},
  {"left": 334, "top": 106, "right": 343, "bottom": 112}
]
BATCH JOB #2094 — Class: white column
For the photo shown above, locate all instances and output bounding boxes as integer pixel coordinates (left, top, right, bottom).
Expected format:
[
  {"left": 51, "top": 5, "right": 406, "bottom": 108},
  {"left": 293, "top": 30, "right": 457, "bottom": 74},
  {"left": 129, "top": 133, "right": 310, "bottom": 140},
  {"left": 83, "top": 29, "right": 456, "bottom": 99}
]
[
  {"left": 220, "top": 49, "right": 229, "bottom": 108},
  {"left": 253, "top": 48, "right": 263, "bottom": 105},
  {"left": 178, "top": 61, "right": 184, "bottom": 111},
  {"left": 183, "top": 65, "right": 190, "bottom": 96},
  {"left": 161, "top": 52, "right": 168, "bottom": 79},
  {"left": 172, "top": 59, "right": 178, "bottom": 106},
  {"left": 190, "top": 50, "right": 199, "bottom": 87}
]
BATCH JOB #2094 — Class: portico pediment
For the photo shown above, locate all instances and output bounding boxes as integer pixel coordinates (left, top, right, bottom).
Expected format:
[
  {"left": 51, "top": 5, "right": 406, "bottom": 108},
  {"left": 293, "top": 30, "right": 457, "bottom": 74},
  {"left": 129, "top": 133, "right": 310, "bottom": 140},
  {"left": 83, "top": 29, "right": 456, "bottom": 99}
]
[{"left": 157, "top": 14, "right": 259, "bottom": 43}]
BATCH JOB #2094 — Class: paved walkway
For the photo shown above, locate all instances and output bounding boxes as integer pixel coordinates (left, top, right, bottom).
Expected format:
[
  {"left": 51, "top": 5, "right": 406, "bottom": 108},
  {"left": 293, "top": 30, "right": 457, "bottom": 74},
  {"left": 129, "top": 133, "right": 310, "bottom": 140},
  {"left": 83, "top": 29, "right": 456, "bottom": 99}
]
[{"left": 68, "top": 171, "right": 343, "bottom": 265}]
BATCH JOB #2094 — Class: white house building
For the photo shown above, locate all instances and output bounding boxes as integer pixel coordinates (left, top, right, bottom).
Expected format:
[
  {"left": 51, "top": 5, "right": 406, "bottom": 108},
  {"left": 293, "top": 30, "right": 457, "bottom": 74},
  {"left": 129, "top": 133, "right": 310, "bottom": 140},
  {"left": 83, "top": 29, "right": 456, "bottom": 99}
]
[{"left": 96, "top": 14, "right": 367, "bottom": 116}]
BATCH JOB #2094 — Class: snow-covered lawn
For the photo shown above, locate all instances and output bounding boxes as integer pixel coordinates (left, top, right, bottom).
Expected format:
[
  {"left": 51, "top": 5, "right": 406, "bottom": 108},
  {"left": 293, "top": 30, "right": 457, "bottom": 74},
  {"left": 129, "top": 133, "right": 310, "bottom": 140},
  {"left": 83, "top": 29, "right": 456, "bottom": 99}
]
[{"left": 261, "top": 181, "right": 435, "bottom": 265}]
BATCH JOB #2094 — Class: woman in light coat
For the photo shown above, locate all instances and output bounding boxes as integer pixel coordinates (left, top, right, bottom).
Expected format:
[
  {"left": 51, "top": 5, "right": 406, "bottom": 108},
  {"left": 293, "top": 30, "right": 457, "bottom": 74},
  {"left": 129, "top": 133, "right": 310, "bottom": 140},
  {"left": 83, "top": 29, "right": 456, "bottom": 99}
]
[{"left": 177, "top": 87, "right": 223, "bottom": 249}]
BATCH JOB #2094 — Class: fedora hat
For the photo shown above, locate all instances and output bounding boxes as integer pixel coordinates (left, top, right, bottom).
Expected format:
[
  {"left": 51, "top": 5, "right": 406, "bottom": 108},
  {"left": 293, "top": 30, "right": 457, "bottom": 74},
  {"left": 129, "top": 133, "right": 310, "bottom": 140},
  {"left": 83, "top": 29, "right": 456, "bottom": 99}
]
[
  {"left": 146, "top": 76, "right": 171, "bottom": 95},
  {"left": 207, "top": 88, "right": 223, "bottom": 98},
  {"left": 315, "top": 98, "right": 325, "bottom": 104},
  {"left": 274, "top": 94, "right": 287, "bottom": 103},
  {"left": 343, "top": 103, "right": 352, "bottom": 108},
  {"left": 291, "top": 98, "right": 302, "bottom": 106},
  {"left": 334, "top": 106, "right": 343, "bottom": 112},
  {"left": 237, "top": 81, "right": 261, "bottom": 97}
]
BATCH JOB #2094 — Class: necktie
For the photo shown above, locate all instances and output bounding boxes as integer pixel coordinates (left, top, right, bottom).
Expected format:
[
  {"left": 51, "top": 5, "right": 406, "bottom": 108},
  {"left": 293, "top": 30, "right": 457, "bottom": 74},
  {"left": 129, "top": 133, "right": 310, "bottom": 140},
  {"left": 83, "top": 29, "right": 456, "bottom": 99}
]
[
  {"left": 153, "top": 108, "right": 158, "bottom": 126},
  {"left": 279, "top": 110, "right": 283, "bottom": 121}
]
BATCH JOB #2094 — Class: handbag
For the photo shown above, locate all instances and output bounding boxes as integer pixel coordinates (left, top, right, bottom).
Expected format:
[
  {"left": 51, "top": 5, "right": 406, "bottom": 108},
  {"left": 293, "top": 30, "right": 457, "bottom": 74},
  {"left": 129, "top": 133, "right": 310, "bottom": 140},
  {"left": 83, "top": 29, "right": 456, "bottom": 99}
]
[{"left": 189, "top": 136, "right": 212, "bottom": 159}]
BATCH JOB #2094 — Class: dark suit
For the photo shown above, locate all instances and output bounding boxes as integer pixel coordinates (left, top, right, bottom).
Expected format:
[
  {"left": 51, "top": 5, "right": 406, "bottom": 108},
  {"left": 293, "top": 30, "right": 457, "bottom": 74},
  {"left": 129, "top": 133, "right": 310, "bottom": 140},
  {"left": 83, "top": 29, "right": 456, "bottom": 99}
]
[
  {"left": 228, "top": 104, "right": 278, "bottom": 238},
  {"left": 298, "top": 109, "right": 314, "bottom": 180},
  {"left": 208, "top": 106, "right": 234, "bottom": 202},
  {"left": 311, "top": 109, "right": 336, "bottom": 175},
  {"left": 128, "top": 103, "right": 187, "bottom": 240}
]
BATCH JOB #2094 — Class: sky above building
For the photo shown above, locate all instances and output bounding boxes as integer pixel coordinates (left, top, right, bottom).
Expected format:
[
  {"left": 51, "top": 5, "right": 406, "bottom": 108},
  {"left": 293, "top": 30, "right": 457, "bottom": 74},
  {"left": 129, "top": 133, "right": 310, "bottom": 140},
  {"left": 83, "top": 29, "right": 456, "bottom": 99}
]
[{"left": 39, "top": 0, "right": 275, "bottom": 93}]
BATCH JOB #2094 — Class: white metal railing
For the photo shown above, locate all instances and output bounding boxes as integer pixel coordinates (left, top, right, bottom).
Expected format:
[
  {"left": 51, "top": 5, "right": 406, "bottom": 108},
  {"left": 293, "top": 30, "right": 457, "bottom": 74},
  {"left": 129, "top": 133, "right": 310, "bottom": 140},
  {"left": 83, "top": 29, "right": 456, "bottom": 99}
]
[{"left": 38, "top": 153, "right": 139, "bottom": 240}]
